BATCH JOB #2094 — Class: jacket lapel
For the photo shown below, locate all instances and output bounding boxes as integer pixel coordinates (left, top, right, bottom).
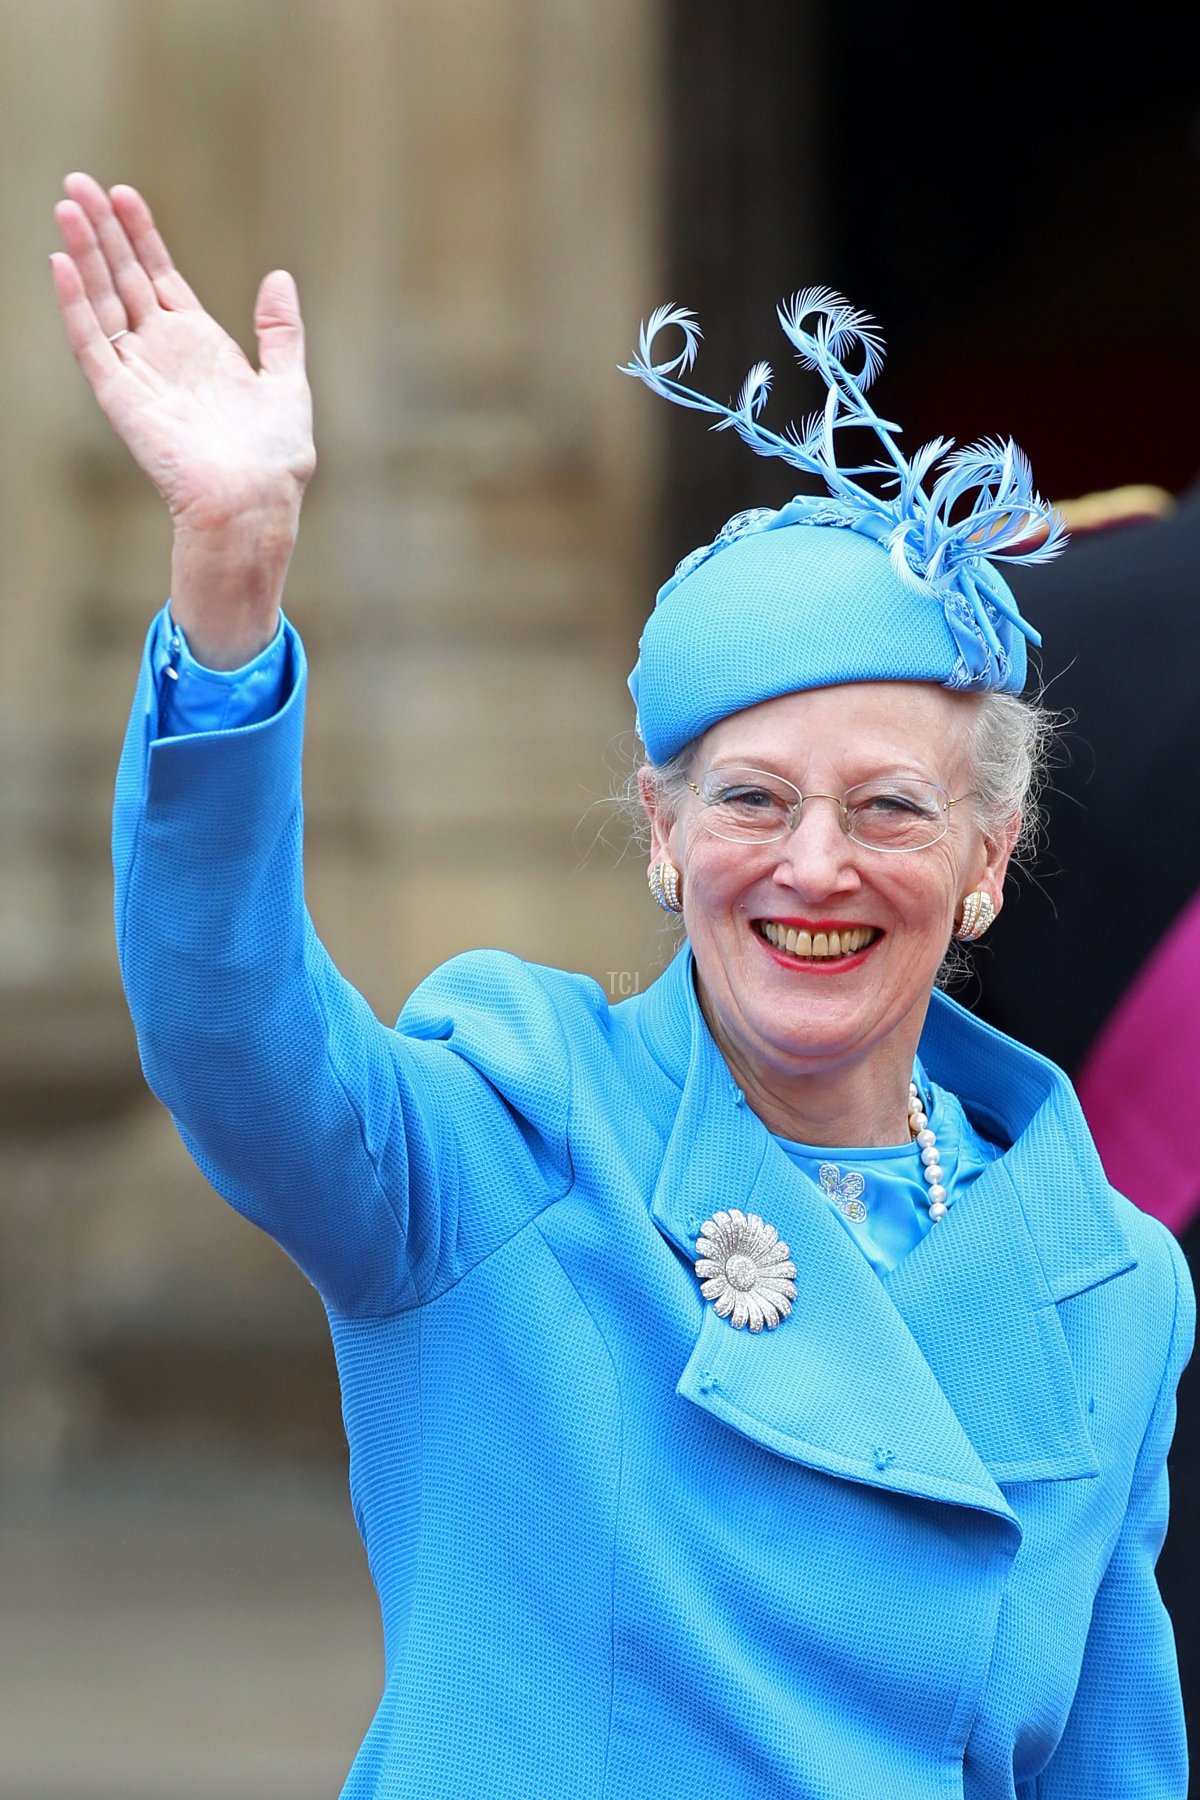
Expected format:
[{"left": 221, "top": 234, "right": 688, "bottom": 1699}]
[
  {"left": 883, "top": 1161, "right": 1100, "bottom": 1485},
  {"left": 638, "top": 953, "right": 1134, "bottom": 1516},
  {"left": 643, "top": 956, "right": 1012, "bottom": 1522},
  {"left": 888, "top": 991, "right": 1137, "bottom": 1486}
]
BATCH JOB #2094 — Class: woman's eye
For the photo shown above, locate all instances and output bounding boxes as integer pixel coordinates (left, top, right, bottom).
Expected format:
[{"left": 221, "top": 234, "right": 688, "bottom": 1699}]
[
  {"left": 863, "top": 792, "right": 919, "bottom": 812},
  {"left": 859, "top": 790, "right": 934, "bottom": 817},
  {"left": 716, "top": 786, "right": 776, "bottom": 810}
]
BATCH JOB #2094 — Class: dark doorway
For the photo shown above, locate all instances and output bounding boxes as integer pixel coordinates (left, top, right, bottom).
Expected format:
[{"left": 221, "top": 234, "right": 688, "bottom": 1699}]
[{"left": 664, "top": 3, "right": 1200, "bottom": 566}]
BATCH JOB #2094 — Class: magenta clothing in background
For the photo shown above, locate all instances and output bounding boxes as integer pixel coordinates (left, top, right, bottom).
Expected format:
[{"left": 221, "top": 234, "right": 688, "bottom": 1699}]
[{"left": 1078, "top": 887, "right": 1200, "bottom": 1235}]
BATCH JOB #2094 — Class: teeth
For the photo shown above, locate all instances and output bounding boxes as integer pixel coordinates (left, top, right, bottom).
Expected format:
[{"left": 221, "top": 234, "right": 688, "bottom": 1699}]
[{"left": 760, "top": 922, "right": 875, "bottom": 959}]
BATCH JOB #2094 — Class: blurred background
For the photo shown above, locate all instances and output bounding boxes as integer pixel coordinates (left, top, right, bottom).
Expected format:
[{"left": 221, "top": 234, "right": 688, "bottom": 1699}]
[{"left": 3, "top": 2, "right": 1200, "bottom": 1795}]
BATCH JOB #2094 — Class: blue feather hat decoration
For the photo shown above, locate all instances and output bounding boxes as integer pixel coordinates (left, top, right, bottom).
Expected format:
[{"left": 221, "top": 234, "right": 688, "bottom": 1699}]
[{"left": 622, "top": 289, "right": 1066, "bottom": 764}]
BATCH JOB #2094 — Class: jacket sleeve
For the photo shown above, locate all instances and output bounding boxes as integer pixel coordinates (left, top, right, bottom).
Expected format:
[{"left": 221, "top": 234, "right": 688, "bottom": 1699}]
[
  {"left": 114, "top": 615, "right": 573, "bottom": 1318},
  {"left": 1030, "top": 1225, "right": 1195, "bottom": 1800}
]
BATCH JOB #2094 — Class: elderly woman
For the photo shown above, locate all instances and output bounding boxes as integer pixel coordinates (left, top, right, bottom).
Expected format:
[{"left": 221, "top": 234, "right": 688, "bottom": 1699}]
[{"left": 52, "top": 173, "right": 1191, "bottom": 1800}]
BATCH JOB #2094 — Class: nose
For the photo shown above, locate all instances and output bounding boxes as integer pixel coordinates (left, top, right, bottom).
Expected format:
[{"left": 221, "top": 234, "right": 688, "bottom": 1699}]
[{"left": 768, "top": 796, "right": 861, "bottom": 897}]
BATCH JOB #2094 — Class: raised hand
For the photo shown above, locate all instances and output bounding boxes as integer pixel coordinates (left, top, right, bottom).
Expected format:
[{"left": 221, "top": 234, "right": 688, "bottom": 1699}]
[{"left": 51, "top": 173, "right": 316, "bottom": 666}]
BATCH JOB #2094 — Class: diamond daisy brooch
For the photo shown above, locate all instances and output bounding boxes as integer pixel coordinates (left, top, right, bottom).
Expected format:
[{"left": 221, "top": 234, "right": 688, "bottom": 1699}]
[{"left": 694, "top": 1209, "right": 797, "bottom": 1332}]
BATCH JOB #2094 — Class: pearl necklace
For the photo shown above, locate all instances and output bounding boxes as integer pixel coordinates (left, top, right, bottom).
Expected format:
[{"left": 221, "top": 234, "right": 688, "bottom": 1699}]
[{"left": 909, "top": 1080, "right": 948, "bottom": 1222}]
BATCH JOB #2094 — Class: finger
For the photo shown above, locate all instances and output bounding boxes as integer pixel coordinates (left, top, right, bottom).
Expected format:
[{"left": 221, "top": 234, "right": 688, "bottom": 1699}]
[
  {"left": 62, "top": 171, "right": 160, "bottom": 329},
  {"left": 109, "top": 183, "right": 203, "bottom": 313},
  {"left": 254, "top": 270, "right": 307, "bottom": 377},
  {"left": 50, "top": 251, "right": 127, "bottom": 395},
  {"left": 54, "top": 199, "right": 128, "bottom": 338}
]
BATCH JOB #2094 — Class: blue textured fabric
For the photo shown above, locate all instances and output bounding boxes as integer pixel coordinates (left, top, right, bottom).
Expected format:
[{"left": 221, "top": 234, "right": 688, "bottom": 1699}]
[
  {"left": 114, "top": 619, "right": 1192, "bottom": 1800},
  {"left": 775, "top": 1063, "right": 1002, "bottom": 1275},
  {"left": 631, "top": 522, "right": 1029, "bottom": 765},
  {"left": 155, "top": 603, "right": 289, "bottom": 735}
]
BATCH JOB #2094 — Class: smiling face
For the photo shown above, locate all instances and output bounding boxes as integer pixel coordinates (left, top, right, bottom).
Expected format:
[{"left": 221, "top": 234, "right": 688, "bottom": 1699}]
[{"left": 641, "top": 681, "right": 1017, "bottom": 1144}]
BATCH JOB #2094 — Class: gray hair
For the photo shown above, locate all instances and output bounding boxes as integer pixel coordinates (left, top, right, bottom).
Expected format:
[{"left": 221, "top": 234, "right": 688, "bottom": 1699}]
[{"left": 960, "top": 689, "right": 1059, "bottom": 863}]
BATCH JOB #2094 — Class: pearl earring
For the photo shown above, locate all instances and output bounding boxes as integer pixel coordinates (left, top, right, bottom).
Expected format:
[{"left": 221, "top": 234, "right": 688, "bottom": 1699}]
[
  {"left": 956, "top": 890, "right": 996, "bottom": 942},
  {"left": 648, "top": 861, "right": 683, "bottom": 914}
]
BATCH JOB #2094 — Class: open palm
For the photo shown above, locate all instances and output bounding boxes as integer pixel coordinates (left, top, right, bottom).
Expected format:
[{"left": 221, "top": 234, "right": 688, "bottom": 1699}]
[{"left": 51, "top": 173, "right": 315, "bottom": 533}]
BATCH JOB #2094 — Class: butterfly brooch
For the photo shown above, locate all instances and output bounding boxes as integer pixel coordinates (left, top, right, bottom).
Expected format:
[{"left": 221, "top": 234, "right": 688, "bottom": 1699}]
[{"left": 819, "top": 1163, "right": 867, "bottom": 1223}]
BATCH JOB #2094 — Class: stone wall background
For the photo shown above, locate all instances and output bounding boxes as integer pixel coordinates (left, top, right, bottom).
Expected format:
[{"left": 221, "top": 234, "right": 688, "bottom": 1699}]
[
  {"left": 1, "top": 0, "right": 669, "bottom": 1480},
  {"left": 2, "top": 8, "right": 678, "bottom": 1787}
]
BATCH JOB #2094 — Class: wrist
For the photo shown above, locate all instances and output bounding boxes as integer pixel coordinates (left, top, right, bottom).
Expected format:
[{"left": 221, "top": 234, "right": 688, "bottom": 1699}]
[{"left": 169, "top": 505, "right": 300, "bottom": 670}]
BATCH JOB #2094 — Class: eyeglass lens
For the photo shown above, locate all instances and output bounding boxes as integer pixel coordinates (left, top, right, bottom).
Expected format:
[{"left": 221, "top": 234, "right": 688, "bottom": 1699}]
[{"left": 695, "top": 767, "right": 950, "bottom": 851}]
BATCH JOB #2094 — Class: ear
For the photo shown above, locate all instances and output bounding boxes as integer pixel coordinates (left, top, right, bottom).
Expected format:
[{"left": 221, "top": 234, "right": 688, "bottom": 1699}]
[
  {"left": 962, "top": 812, "right": 1021, "bottom": 924},
  {"left": 637, "top": 766, "right": 677, "bottom": 866}
]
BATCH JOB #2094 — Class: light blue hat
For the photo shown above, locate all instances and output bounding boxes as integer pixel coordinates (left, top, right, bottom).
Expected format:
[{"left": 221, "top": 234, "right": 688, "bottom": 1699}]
[{"left": 622, "top": 290, "right": 1065, "bottom": 765}]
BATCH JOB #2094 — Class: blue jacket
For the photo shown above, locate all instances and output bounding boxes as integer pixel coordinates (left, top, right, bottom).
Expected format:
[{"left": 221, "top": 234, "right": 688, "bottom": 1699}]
[{"left": 115, "top": 622, "right": 1193, "bottom": 1799}]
